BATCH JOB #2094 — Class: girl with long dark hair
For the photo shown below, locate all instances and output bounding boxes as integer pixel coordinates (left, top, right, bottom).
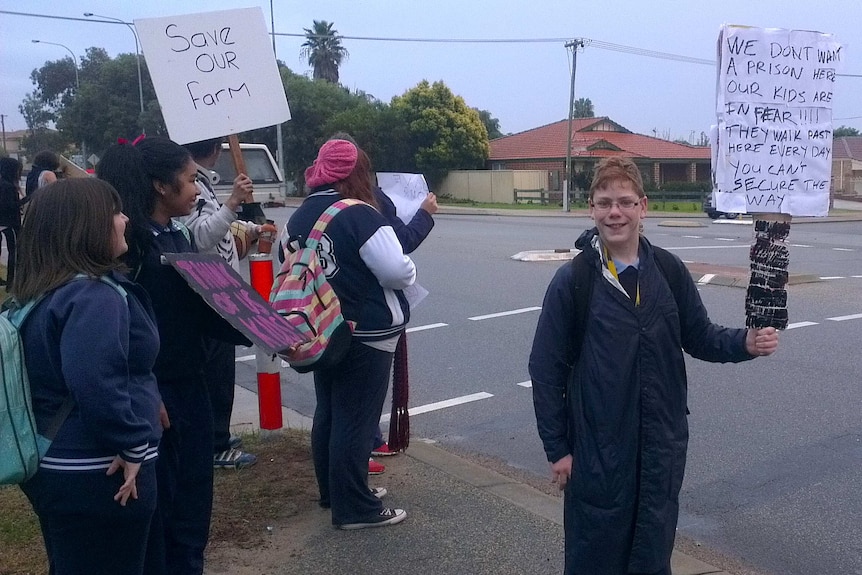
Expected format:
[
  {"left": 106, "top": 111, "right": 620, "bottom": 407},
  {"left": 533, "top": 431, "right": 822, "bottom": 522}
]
[{"left": 97, "top": 137, "right": 248, "bottom": 575}]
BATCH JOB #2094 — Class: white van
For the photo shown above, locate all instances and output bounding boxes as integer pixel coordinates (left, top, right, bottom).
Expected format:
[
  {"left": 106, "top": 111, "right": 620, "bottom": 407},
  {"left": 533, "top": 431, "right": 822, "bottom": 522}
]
[{"left": 210, "top": 143, "right": 285, "bottom": 206}]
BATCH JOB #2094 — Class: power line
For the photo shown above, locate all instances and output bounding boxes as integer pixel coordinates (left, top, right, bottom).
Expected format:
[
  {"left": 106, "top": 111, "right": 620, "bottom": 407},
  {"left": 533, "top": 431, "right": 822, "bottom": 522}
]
[{"left": 0, "top": 9, "right": 728, "bottom": 67}]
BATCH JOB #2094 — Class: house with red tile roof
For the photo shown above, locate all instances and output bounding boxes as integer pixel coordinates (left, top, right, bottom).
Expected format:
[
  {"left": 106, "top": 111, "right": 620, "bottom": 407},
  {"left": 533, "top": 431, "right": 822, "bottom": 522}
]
[
  {"left": 832, "top": 137, "right": 862, "bottom": 196},
  {"left": 488, "top": 117, "right": 711, "bottom": 191}
]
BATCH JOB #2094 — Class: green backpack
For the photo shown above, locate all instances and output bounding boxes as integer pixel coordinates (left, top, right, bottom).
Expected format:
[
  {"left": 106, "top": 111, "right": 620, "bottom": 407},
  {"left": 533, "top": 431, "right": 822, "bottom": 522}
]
[{"left": 0, "top": 275, "right": 126, "bottom": 484}]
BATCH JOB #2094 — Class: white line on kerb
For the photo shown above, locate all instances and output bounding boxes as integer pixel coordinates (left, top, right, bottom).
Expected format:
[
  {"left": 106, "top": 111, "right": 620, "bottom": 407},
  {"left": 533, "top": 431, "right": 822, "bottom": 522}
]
[
  {"left": 785, "top": 321, "right": 818, "bottom": 330},
  {"left": 663, "top": 245, "right": 748, "bottom": 251},
  {"left": 468, "top": 307, "right": 541, "bottom": 321},
  {"left": 827, "top": 313, "right": 862, "bottom": 322},
  {"left": 697, "top": 274, "right": 716, "bottom": 285},
  {"left": 406, "top": 323, "right": 448, "bottom": 333},
  {"left": 379, "top": 392, "right": 494, "bottom": 422},
  {"left": 235, "top": 355, "right": 255, "bottom": 363},
  {"left": 516, "top": 381, "right": 532, "bottom": 388},
  {"left": 819, "top": 276, "right": 845, "bottom": 280}
]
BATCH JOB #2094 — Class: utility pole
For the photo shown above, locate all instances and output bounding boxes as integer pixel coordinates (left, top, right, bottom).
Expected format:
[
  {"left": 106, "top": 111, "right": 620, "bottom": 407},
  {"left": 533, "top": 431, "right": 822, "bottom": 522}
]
[
  {"left": 270, "top": 0, "right": 285, "bottom": 193},
  {"left": 1, "top": 114, "right": 7, "bottom": 155},
  {"left": 563, "top": 38, "right": 584, "bottom": 213}
]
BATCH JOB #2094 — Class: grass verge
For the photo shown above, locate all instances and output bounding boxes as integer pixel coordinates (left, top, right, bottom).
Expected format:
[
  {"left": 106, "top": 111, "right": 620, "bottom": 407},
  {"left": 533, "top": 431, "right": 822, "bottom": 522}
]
[{"left": 0, "top": 430, "right": 316, "bottom": 574}]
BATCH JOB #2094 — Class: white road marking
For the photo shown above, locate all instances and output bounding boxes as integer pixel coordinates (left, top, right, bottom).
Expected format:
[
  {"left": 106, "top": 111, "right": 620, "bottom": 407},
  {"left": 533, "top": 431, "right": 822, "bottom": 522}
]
[
  {"left": 715, "top": 237, "right": 736, "bottom": 242},
  {"left": 378, "top": 392, "right": 494, "bottom": 422},
  {"left": 785, "top": 321, "right": 818, "bottom": 330},
  {"left": 697, "top": 273, "right": 716, "bottom": 285},
  {"left": 852, "top": 275, "right": 862, "bottom": 278},
  {"left": 406, "top": 323, "right": 448, "bottom": 333},
  {"left": 827, "top": 313, "right": 862, "bottom": 322},
  {"left": 820, "top": 276, "right": 845, "bottom": 280},
  {"left": 682, "top": 235, "right": 702, "bottom": 239},
  {"left": 468, "top": 307, "right": 541, "bottom": 321},
  {"left": 664, "top": 245, "right": 748, "bottom": 250},
  {"left": 833, "top": 248, "right": 854, "bottom": 252},
  {"left": 516, "top": 381, "right": 532, "bottom": 388},
  {"left": 790, "top": 244, "right": 812, "bottom": 248},
  {"left": 235, "top": 355, "right": 255, "bottom": 363}
]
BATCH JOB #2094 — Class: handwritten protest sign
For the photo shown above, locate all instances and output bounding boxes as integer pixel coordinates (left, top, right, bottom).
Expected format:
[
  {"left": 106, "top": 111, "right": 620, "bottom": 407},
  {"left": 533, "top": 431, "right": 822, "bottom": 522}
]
[
  {"left": 135, "top": 8, "right": 291, "bottom": 145},
  {"left": 377, "top": 173, "right": 430, "bottom": 224},
  {"left": 713, "top": 25, "right": 843, "bottom": 217},
  {"left": 163, "top": 253, "right": 306, "bottom": 355}
]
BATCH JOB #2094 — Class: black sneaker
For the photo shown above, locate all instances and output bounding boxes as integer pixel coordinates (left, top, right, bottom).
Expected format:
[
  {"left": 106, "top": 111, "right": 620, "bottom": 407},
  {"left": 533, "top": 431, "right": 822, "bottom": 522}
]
[{"left": 336, "top": 508, "right": 407, "bottom": 530}]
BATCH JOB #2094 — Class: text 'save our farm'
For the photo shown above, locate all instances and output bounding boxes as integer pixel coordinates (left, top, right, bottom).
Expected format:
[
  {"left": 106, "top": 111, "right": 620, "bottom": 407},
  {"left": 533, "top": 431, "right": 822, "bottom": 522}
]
[{"left": 135, "top": 7, "right": 290, "bottom": 145}]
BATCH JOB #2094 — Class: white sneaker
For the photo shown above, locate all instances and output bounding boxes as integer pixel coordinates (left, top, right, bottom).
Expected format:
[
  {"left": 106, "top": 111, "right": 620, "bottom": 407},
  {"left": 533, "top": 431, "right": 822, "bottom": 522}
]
[{"left": 370, "top": 487, "right": 387, "bottom": 499}]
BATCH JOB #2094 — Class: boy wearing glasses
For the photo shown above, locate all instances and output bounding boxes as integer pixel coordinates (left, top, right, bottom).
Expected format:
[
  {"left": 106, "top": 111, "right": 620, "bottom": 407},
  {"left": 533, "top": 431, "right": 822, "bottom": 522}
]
[{"left": 529, "top": 157, "right": 778, "bottom": 575}]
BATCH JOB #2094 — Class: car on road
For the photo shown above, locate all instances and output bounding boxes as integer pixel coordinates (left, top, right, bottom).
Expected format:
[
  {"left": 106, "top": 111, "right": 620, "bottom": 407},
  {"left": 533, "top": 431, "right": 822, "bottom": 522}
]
[
  {"left": 210, "top": 143, "right": 285, "bottom": 207},
  {"left": 703, "top": 193, "right": 739, "bottom": 219}
]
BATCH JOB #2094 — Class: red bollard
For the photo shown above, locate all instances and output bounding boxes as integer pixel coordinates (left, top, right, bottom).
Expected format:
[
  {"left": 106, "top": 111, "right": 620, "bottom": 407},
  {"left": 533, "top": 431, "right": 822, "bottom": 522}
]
[{"left": 248, "top": 252, "right": 283, "bottom": 430}]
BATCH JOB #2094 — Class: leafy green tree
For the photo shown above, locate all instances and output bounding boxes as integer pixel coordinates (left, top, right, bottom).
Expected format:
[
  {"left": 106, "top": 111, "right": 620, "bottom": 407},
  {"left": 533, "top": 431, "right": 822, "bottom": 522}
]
[
  {"left": 20, "top": 130, "right": 69, "bottom": 160},
  {"left": 22, "top": 47, "right": 163, "bottom": 158},
  {"left": 300, "top": 21, "right": 349, "bottom": 84},
  {"left": 384, "top": 81, "right": 489, "bottom": 187},
  {"left": 573, "top": 97, "right": 594, "bottom": 118},
  {"left": 834, "top": 126, "right": 861, "bottom": 137},
  {"left": 29, "top": 57, "right": 78, "bottom": 112},
  {"left": 60, "top": 49, "right": 164, "bottom": 154},
  {"left": 19, "top": 93, "right": 54, "bottom": 132},
  {"left": 474, "top": 109, "right": 503, "bottom": 139}
]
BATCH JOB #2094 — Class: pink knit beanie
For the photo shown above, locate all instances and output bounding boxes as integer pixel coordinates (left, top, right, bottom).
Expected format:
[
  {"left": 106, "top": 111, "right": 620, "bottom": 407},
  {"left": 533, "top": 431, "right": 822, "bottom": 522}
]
[{"left": 304, "top": 139, "right": 358, "bottom": 188}]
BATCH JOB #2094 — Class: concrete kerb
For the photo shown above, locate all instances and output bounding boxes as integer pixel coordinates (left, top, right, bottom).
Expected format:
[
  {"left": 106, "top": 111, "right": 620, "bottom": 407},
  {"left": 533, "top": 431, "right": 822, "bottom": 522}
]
[{"left": 228, "top": 383, "right": 731, "bottom": 575}]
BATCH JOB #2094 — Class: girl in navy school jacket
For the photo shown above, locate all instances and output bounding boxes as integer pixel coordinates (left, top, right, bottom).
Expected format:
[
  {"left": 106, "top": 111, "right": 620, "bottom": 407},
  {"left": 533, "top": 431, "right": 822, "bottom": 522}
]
[
  {"left": 97, "top": 137, "right": 249, "bottom": 575},
  {"left": 14, "top": 178, "right": 161, "bottom": 575}
]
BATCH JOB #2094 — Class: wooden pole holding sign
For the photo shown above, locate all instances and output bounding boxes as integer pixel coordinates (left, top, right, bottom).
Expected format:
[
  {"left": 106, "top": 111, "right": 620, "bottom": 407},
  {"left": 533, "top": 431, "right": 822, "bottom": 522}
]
[
  {"left": 746, "top": 214, "right": 791, "bottom": 329},
  {"left": 227, "top": 134, "right": 267, "bottom": 225},
  {"left": 228, "top": 135, "right": 248, "bottom": 190}
]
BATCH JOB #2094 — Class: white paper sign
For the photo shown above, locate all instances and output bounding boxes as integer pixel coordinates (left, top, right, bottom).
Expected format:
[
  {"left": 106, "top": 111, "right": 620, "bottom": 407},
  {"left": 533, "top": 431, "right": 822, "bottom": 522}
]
[
  {"left": 712, "top": 25, "right": 843, "bottom": 217},
  {"left": 377, "top": 173, "right": 429, "bottom": 224},
  {"left": 135, "top": 8, "right": 291, "bottom": 145}
]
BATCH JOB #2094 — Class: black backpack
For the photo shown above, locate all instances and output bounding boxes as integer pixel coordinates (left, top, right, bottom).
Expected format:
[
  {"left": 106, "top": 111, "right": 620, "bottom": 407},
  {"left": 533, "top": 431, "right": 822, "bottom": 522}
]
[{"left": 569, "top": 246, "right": 687, "bottom": 365}]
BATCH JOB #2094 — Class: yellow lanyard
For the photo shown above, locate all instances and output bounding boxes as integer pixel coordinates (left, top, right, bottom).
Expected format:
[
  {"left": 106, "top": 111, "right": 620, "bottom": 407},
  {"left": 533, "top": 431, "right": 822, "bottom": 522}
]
[{"left": 605, "top": 247, "right": 640, "bottom": 306}]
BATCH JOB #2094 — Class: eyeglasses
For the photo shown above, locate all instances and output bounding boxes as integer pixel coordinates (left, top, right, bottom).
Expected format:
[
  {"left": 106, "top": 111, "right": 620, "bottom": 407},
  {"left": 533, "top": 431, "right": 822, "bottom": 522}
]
[{"left": 590, "top": 197, "right": 642, "bottom": 212}]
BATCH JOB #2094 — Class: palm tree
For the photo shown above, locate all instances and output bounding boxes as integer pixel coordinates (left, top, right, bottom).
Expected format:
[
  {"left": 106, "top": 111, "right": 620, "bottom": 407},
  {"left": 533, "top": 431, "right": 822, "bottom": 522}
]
[{"left": 300, "top": 20, "right": 348, "bottom": 84}]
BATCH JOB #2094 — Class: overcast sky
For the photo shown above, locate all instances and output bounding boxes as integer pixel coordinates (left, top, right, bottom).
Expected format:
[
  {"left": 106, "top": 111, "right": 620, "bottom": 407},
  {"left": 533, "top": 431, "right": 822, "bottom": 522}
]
[{"left": 2, "top": 0, "right": 860, "bottom": 142}]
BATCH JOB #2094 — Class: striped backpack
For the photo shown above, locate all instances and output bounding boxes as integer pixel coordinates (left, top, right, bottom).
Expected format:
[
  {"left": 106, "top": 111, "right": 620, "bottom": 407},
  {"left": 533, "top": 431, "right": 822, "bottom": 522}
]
[{"left": 270, "top": 200, "right": 361, "bottom": 373}]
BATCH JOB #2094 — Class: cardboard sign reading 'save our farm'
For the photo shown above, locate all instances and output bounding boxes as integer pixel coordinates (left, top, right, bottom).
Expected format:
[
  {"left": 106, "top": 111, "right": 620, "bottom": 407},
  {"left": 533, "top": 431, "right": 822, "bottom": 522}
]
[{"left": 135, "top": 7, "right": 290, "bottom": 145}]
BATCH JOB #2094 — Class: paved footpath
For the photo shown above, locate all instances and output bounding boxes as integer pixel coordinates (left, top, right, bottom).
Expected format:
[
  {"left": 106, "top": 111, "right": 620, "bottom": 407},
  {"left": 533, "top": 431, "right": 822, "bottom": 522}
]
[{"left": 229, "top": 385, "right": 732, "bottom": 575}]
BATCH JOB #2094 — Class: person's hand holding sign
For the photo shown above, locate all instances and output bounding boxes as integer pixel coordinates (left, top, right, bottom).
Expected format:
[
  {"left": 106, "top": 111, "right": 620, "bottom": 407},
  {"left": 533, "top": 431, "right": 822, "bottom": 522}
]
[
  {"left": 745, "top": 327, "right": 779, "bottom": 357},
  {"left": 224, "top": 173, "right": 254, "bottom": 211}
]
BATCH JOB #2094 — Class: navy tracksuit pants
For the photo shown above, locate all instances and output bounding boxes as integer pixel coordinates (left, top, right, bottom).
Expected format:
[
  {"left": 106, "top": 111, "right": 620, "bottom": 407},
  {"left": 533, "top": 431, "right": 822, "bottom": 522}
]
[
  {"left": 22, "top": 463, "right": 157, "bottom": 575},
  {"left": 312, "top": 340, "right": 394, "bottom": 526},
  {"left": 144, "top": 379, "right": 213, "bottom": 575}
]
